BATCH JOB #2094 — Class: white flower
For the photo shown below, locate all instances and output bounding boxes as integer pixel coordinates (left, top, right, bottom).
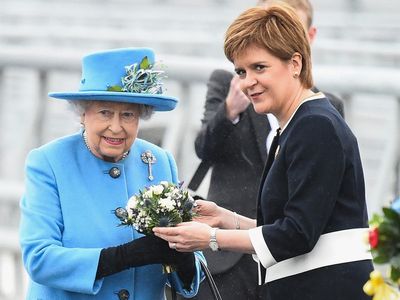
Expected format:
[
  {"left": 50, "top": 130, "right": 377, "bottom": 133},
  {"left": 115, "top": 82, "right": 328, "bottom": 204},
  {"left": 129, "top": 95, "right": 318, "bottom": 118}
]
[
  {"left": 152, "top": 185, "right": 164, "bottom": 195},
  {"left": 144, "top": 190, "right": 153, "bottom": 198},
  {"left": 159, "top": 197, "right": 175, "bottom": 211},
  {"left": 127, "top": 196, "right": 138, "bottom": 209},
  {"left": 126, "top": 196, "right": 138, "bottom": 218},
  {"left": 160, "top": 181, "right": 169, "bottom": 187}
]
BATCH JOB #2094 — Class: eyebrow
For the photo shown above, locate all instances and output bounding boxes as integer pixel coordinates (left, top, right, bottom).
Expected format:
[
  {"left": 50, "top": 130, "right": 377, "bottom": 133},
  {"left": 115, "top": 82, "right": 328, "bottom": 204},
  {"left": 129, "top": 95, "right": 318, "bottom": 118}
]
[{"left": 234, "top": 61, "right": 268, "bottom": 71}]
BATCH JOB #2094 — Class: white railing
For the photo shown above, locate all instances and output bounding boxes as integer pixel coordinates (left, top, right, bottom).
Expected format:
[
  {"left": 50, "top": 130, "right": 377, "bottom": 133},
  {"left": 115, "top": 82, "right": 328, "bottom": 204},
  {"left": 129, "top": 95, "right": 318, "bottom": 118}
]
[{"left": 0, "top": 48, "right": 399, "bottom": 299}]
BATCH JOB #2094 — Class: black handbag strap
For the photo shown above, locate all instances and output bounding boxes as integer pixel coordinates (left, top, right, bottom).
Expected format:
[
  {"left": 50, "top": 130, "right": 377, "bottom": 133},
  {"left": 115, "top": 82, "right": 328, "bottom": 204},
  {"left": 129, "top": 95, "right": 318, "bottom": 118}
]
[
  {"left": 187, "top": 161, "right": 212, "bottom": 192},
  {"left": 170, "top": 259, "right": 222, "bottom": 300}
]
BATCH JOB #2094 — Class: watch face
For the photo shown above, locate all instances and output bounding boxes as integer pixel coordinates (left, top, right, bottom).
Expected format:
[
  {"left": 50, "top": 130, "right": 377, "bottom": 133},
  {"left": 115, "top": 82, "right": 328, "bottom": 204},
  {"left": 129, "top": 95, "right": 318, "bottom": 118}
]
[{"left": 209, "top": 241, "right": 219, "bottom": 251}]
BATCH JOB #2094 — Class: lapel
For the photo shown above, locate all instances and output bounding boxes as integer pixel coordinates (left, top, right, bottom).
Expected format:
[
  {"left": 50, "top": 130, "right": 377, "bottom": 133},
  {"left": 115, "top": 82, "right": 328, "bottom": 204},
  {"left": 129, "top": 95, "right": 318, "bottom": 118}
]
[
  {"left": 254, "top": 128, "right": 280, "bottom": 282},
  {"left": 247, "top": 105, "right": 271, "bottom": 163},
  {"left": 255, "top": 128, "right": 281, "bottom": 226}
]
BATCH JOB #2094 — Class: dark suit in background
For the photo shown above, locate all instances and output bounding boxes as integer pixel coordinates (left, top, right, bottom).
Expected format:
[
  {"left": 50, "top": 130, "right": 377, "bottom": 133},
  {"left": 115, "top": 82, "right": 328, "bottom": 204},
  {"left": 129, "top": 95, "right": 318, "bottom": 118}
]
[{"left": 191, "top": 69, "right": 345, "bottom": 300}]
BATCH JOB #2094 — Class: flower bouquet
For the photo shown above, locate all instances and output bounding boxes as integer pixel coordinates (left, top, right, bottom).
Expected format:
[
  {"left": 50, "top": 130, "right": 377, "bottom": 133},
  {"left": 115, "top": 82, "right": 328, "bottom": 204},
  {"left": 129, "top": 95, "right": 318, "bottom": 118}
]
[
  {"left": 363, "top": 198, "right": 400, "bottom": 299},
  {"left": 114, "top": 181, "right": 196, "bottom": 273}
]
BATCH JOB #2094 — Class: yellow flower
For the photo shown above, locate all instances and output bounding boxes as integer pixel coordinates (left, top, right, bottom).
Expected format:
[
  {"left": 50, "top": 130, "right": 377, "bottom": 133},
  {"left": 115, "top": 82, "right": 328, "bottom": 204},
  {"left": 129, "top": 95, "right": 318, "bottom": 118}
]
[{"left": 363, "top": 270, "right": 400, "bottom": 300}]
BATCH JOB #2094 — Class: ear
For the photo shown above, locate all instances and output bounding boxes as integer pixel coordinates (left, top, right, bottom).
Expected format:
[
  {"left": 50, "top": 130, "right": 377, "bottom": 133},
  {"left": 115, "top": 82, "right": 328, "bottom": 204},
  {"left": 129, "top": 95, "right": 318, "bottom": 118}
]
[
  {"left": 290, "top": 52, "right": 303, "bottom": 76},
  {"left": 307, "top": 26, "right": 317, "bottom": 44},
  {"left": 80, "top": 113, "right": 85, "bottom": 125}
]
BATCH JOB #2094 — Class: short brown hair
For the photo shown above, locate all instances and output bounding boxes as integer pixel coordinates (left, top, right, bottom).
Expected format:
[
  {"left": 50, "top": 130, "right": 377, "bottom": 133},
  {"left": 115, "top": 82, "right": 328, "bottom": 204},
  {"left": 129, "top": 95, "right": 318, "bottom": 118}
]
[
  {"left": 224, "top": 4, "right": 313, "bottom": 88},
  {"left": 258, "top": 0, "right": 313, "bottom": 28}
]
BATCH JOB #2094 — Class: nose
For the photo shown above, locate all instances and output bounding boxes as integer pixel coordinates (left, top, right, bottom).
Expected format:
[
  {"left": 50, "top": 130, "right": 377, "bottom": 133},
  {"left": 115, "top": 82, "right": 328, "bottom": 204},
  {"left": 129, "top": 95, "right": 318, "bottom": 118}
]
[
  {"left": 242, "top": 72, "right": 257, "bottom": 90},
  {"left": 108, "top": 114, "right": 123, "bottom": 133}
]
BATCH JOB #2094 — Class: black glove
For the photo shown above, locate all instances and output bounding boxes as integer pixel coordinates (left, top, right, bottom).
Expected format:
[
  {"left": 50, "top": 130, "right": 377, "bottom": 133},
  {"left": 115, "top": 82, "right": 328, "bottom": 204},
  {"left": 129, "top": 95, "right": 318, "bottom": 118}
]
[
  {"left": 96, "top": 235, "right": 195, "bottom": 289},
  {"left": 175, "top": 251, "right": 196, "bottom": 290}
]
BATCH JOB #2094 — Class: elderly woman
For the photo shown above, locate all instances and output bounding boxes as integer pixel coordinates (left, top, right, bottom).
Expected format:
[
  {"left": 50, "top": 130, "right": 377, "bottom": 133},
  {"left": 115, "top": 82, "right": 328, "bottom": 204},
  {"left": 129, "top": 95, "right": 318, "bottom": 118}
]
[
  {"left": 154, "top": 5, "right": 374, "bottom": 300},
  {"left": 20, "top": 48, "right": 204, "bottom": 300}
]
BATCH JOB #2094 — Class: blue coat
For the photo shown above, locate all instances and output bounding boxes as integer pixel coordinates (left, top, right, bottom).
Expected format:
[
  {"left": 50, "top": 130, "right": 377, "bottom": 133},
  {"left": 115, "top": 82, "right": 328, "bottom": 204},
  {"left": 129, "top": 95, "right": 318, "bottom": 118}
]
[{"left": 20, "top": 132, "right": 204, "bottom": 300}]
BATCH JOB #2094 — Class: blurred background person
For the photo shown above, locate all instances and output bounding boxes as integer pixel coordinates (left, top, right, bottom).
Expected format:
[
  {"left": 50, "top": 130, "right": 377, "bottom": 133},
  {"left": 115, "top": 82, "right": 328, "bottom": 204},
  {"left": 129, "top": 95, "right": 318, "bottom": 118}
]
[
  {"left": 19, "top": 47, "right": 204, "bottom": 300},
  {"left": 155, "top": 4, "right": 373, "bottom": 300},
  {"left": 190, "top": 0, "right": 344, "bottom": 299}
]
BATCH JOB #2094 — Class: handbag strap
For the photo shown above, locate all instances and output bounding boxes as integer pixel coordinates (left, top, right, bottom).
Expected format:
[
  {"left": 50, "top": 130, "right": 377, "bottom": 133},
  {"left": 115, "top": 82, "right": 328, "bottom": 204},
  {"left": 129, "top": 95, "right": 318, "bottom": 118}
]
[
  {"left": 170, "top": 259, "right": 222, "bottom": 300},
  {"left": 187, "top": 161, "right": 212, "bottom": 192},
  {"left": 199, "top": 259, "right": 222, "bottom": 300},
  {"left": 171, "top": 286, "right": 177, "bottom": 300}
]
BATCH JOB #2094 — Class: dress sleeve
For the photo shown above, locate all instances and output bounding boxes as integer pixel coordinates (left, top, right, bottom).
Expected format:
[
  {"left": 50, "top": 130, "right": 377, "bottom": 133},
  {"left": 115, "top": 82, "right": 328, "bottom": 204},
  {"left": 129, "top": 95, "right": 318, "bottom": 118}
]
[{"left": 19, "top": 149, "right": 103, "bottom": 294}]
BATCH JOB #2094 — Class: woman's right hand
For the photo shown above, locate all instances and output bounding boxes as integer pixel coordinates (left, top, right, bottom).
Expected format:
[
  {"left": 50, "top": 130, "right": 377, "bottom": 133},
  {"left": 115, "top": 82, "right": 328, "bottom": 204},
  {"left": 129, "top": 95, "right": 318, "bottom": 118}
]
[{"left": 193, "top": 200, "right": 222, "bottom": 228}]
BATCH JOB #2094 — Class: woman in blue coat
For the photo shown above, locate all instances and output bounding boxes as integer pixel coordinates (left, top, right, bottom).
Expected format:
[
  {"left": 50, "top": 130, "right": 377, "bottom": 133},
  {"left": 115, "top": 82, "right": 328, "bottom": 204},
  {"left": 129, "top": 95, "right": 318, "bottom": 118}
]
[{"left": 20, "top": 47, "right": 204, "bottom": 300}]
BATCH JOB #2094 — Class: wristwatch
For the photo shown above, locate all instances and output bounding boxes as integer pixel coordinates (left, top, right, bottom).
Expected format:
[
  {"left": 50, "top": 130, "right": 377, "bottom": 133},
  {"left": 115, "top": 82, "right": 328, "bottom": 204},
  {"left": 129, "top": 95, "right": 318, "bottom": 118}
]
[{"left": 209, "top": 228, "right": 220, "bottom": 251}]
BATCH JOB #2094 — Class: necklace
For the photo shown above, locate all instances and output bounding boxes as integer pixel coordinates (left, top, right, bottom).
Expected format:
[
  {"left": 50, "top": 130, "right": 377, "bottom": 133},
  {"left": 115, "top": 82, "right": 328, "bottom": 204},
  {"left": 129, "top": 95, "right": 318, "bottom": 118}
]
[{"left": 82, "top": 130, "right": 129, "bottom": 162}]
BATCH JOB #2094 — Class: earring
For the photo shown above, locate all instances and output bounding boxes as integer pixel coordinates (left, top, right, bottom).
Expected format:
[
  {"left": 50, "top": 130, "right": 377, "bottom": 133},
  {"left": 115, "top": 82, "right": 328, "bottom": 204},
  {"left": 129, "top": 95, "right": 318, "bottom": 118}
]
[{"left": 293, "top": 72, "right": 299, "bottom": 78}]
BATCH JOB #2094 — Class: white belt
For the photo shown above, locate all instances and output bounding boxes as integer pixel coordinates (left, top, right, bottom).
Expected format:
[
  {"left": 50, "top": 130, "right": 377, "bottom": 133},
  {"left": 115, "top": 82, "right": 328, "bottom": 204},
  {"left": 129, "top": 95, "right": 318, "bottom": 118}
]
[{"left": 263, "top": 228, "right": 372, "bottom": 283}]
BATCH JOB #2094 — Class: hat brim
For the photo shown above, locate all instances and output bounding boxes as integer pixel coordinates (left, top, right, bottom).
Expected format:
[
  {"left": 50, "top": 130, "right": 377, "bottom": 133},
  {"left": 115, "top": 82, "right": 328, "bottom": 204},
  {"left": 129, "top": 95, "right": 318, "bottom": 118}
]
[{"left": 48, "top": 91, "right": 178, "bottom": 111}]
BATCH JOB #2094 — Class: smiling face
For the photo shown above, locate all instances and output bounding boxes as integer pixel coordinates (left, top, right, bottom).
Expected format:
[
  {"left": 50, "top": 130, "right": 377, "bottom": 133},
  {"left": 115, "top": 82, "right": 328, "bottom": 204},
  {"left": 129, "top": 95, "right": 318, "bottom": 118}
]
[
  {"left": 234, "top": 44, "right": 303, "bottom": 120},
  {"left": 81, "top": 101, "right": 140, "bottom": 162}
]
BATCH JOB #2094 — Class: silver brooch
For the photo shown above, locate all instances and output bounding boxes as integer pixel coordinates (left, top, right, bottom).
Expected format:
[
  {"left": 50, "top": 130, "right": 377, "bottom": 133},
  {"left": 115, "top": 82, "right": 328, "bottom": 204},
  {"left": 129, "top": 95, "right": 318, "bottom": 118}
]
[{"left": 141, "top": 150, "right": 156, "bottom": 180}]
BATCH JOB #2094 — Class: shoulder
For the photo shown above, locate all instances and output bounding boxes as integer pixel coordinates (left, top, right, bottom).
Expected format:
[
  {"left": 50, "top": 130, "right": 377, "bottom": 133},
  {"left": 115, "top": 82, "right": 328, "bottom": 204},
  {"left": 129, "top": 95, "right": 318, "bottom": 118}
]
[
  {"left": 287, "top": 101, "right": 344, "bottom": 142},
  {"left": 25, "top": 132, "right": 82, "bottom": 172},
  {"left": 312, "top": 86, "right": 345, "bottom": 118},
  {"left": 295, "top": 100, "right": 341, "bottom": 127},
  {"left": 323, "top": 92, "right": 345, "bottom": 118},
  {"left": 29, "top": 132, "right": 81, "bottom": 157}
]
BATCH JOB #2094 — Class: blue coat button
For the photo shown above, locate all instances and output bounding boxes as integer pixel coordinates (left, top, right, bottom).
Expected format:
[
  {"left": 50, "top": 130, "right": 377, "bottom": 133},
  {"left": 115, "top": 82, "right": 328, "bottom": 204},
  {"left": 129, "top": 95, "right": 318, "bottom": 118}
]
[
  {"left": 117, "top": 289, "right": 130, "bottom": 300},
  {"left": 109, "top": 167, "right": 121, "bottom": 178}
]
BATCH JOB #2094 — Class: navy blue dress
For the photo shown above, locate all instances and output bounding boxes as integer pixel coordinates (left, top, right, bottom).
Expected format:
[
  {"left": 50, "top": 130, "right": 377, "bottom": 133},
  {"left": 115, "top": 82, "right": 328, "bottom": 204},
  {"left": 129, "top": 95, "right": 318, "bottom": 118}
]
[{"left": 256, "top": 97, "right": 373, "bottom": 299}]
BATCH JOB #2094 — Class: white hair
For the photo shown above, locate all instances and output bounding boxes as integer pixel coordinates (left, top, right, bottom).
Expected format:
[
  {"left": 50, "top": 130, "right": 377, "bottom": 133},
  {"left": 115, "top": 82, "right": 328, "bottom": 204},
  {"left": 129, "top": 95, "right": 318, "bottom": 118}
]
[{"left": 68, "top": 100, "right": 154, "bottom": 120}]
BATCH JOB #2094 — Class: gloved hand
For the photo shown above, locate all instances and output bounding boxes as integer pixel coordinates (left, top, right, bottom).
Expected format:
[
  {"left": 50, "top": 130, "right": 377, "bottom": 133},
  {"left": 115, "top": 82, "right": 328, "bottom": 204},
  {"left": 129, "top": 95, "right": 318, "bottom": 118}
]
[
  {"left": 175, "top": 251, "right": 195, "bottom": 290},
  {"left": 96, "top": 234, "right": 195, "bottom": 289}
]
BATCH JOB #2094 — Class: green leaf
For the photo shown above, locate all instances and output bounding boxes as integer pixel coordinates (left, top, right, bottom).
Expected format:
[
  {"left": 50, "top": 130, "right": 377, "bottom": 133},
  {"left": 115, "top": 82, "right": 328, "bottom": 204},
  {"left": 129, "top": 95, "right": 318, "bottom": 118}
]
[
  {"left": 369, "top": 213, "right": 383, "bottom": 226},
  {"left": 373, "top": 254, "right": 390, "bottom": 264},
  {"left": 383, "top": 207, "right": 400, "bottom": 224},
  {"left": 107, "top": 85, "right": 123, "bottom": 92},
  {"left": 390, "top": 265, "right": 400, "bottom": 282},
  {"left": 140, "top": 56, "right": 150, "bottom": 70}
]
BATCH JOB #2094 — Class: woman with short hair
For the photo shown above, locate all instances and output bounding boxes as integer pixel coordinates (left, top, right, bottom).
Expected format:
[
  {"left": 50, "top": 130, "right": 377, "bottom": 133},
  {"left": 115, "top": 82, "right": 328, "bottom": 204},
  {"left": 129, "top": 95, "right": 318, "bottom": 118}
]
[{"left": 154, "top": 5, "right": 373, "bottom": 299}]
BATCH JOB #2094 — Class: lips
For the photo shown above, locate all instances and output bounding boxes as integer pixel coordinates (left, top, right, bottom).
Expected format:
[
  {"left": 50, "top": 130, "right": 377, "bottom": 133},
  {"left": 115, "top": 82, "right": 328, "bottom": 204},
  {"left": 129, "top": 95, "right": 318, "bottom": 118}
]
[
  {"left": 104, "top": 137, "right": 125, "bottom": 145},
  {"left": 249, "top": 91, "right": 264, "bottom": 100}
]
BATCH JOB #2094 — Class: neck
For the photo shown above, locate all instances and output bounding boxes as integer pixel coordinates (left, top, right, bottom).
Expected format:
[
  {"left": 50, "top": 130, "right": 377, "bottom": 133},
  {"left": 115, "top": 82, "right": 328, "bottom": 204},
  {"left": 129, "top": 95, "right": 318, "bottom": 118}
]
[{"left": 278, "top": 88, "right": 314, "bottom": 129}]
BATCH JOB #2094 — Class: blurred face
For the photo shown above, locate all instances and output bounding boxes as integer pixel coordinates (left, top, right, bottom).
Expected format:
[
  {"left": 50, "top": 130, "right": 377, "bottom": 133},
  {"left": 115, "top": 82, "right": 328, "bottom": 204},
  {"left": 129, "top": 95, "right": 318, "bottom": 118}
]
[
  {"left": 234, "top": 44, "right": 302, "bottom": 121},
  {"left": 296, "top": 9, "right": 317, "bottom": 44},
  {"left": 81, "top": 101, "right": 140, "bottom": 162}
]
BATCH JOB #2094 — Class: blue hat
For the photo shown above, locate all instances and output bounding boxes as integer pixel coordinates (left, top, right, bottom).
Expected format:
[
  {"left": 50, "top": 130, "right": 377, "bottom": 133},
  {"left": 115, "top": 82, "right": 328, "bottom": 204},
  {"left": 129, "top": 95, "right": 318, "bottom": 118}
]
[{"left": 48, "top": 48, "right": 178, "bottom": 111}]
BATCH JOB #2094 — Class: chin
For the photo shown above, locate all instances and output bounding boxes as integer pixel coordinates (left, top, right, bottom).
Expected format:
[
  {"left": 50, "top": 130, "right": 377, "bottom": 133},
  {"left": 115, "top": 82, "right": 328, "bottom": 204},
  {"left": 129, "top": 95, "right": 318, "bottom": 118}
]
[{"left": 253, "top": 104, "right": 268, "bottom": 115}]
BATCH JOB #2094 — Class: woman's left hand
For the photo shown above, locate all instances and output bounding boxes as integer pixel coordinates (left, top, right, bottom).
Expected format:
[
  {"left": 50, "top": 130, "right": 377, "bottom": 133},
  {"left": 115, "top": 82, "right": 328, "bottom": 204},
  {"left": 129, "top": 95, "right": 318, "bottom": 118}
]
[{"left": 153, "top": 221, "right": 211, "bottom": 252}]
